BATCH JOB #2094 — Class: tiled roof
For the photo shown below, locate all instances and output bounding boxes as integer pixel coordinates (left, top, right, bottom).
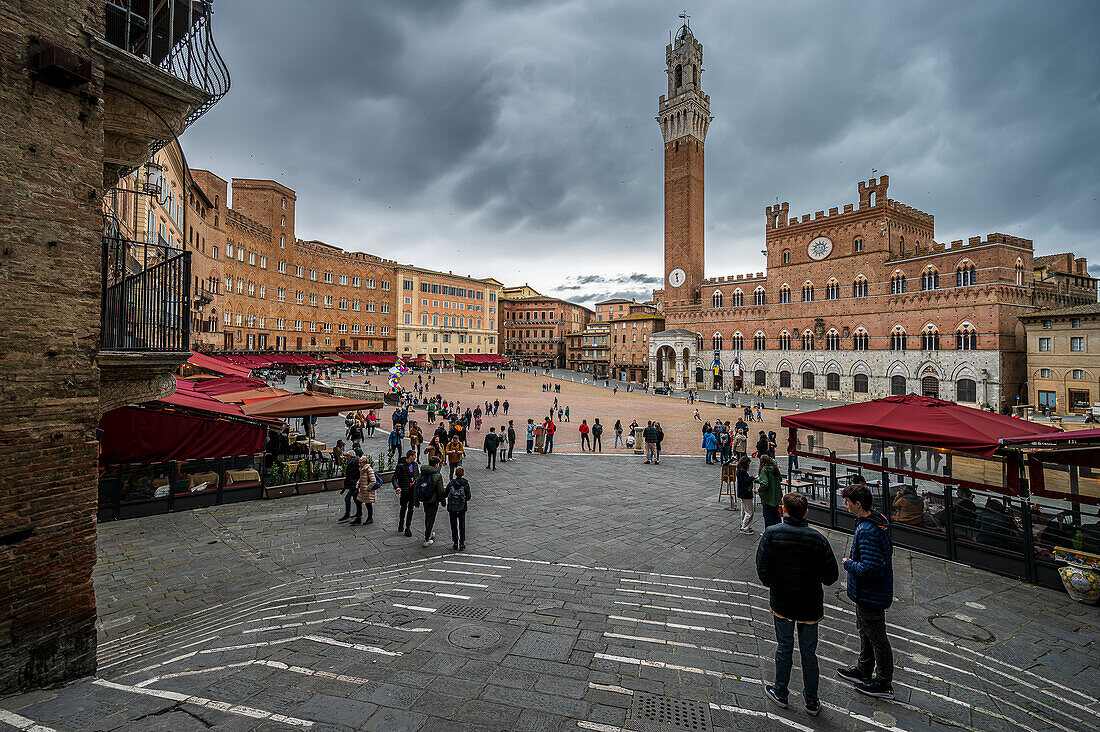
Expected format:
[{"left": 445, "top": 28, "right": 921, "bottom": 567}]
[
  {"left": 611, "top": 312, "right": 664, "bottom": 322},
  {"left": 1019, "top": 302, "right": 1100, "bottom": 320}
]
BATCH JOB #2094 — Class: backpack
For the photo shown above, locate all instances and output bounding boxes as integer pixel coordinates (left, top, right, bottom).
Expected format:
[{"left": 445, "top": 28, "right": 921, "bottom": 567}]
[
  {"left": 446, "top": 482, "right": 467, "bottom": 513},
  {"left": 415, "top": 471, "right": 435, "bottom": 502},
  {"left": 593, "top": 423, "right": 603, "bottom": 437}
]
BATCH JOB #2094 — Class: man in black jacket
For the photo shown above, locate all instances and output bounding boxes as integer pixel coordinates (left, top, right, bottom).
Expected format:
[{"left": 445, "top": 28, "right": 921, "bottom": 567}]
[
  {"left": 642, "top": 421, "right": 659, "bottom": 464},
  {"left": 484, "top": 428, "right": 500, "bottom": 470},
  {"left": 506, "top": 421, "right": 517, "bottom": 462},
  {"left": 756, "top": 492, "right": 839, "bottom": 716},
  {"left": 394, "top": 450, "right": 419, "bottom": 537},
  {"left": 338, "top": 455, "right": 360, "bottom": 523}
]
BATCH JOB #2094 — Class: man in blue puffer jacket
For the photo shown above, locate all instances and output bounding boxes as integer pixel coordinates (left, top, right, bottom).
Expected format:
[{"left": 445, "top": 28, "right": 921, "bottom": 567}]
[{"left": 838, "top": 480, "right": 895, "bottom": 700}]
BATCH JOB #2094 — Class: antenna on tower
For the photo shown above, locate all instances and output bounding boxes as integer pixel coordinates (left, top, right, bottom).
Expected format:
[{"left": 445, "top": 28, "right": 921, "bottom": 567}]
[{"left": 871, "top": 168, "right": 878, "bottom": 178}]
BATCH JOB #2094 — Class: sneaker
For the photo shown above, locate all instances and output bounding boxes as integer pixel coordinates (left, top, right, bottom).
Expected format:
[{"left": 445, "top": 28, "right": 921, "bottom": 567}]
[
  {"left": 644, "top": 460, "right": 651, "bottom": 464},
  {"left": 422, "top": 539, "right": 434, "bottom": 548},
  {"left": 430, "top": 532, "right": 435, "bottom": 540},
  {"left": 805, "top": 700, "right": 821, "bottom": 716},
  {"left": 836, "top": 667, "right": 870, "bottom": 685},
  {"left": 404, "top": 528, "right": 412, "bottom": 537},
  {"left": 739, "top": 528, "right": 754, "bottom": 535},
  {"left": 365, "top": 518, "right": 373, "bottom": 524},
  {"left": 459, "top": 543, "right": 466, "bottom": 551},
  {"left": 452, "top": 543, "right": 459, "bottom": 550},
  {"left": 854, "top": 679, "right": 894, "bottom": 700},
  {"left": 654, "top": 460, "right": 660, "bottom": 464},
  {"left": 764, "top": 685, "right": 788, "bottom": 709}
]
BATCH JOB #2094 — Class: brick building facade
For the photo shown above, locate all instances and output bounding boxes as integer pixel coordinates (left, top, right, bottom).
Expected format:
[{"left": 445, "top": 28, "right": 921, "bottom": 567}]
[
  {"left": 395, "top": 268, "right": 502, "bottom": 364},
  {"left": 611, "top": 311, "right": 665, "bottom": 383},
  {"left": 500, "top": 293, "right": 593, "bottom": 368},
  {"left": 650, "top": 26, "right": 1095, "bottom": 411}
]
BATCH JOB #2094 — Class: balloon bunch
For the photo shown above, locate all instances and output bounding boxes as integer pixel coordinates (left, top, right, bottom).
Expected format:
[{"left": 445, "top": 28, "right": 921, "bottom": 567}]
[{"left": 388, "top": 357, "right": 411, "bottom": 391}]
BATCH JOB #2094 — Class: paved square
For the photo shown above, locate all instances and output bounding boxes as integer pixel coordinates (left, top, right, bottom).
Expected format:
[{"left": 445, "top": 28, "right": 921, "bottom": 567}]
[{"left": 2, "top": 451, "right": 1098, "bottom": 731}]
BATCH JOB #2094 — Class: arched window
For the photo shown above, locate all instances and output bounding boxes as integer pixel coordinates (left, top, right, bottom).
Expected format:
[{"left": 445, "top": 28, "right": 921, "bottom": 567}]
[
  {"left": 853, "top": 275, "right": 868, "bottom": 298},
  {"left": 778, "top": 331, "right": 792, "bottom": 350},
  {"left": 891, "top": 271, "right": 907, "bottom": 294},
  {"left": 754, "top": 286, "right": 766, "bottom": 306},
  {"left": 825, "top": 279, "right": 840, "bottom": 300},
  {"left": 731, "top": 332, "right": 744, "bottom": 350},
  {"left": 891, "top": 326, "right": 907, "bottom": 351},
  {"left": 853, "top": 327, "right": 869, "bottom": 351},
  {"left": 825, "top": 329, "right": 840, "bottom": 350},
  {"left": 779, "top": 285, "right": 791, "bottom": 304},
  {"left": 780, "top": 370, "right": 792, "bottom": 388},
  {"left": 956, "top": 261, "right": 976, "bottom": 287},
  {"left": 802, "top": 330, "right": 815, "bottom": 350},
  {"left": 675, "top": 64, "right": 683, "bottom": 88},
  {"left": 802, "top": 282, "right": 815, "bottom": 302},
  {"left": 921, "top": 325, "right": 940, "bottom": 351},
  {"left": 921, "top": 266, "right": 939, "bottom": 290},
  {"left": 854, "top": 373, "right": 869, "bottom": 393},
  {"left": 956, "top": 324, "right": 977, "bottom": 350},
  {"left": 826, "top": 372, "right": 841, "bottom": 391},
  {"left": 802, "top": 371, "right": 815, "bottom": 389},
  {"left": 754, "top": 369, "right": 766, "bottom": 386},
  {"left": 891, "top": 375, "right": 907, "bottom": 396},
  {"left": 957, "top": 378, "right": 977, "bottom": 402},
  {"left": 921, "top": 375, "right": 940, "bottom": 398},
  {"left": 854, "top": 237, "right": 864, "bottom": 253},
  {"left": 1015, "top": 258, "right": 1024, "bottom": 286},
  {"left": 753, "top": 331, "right": 766, "bottom": 350},
  {"left": 693, "top": 65, "right": 698, "bottom": 88},
  {"left": 731, "top": 289, "right": 744, "bottom": 307},
  {"left": 712, "top": 333, "right": 723, "bottom": 351},
  {"left": 782, "top": 250, "right": 791, "bottom": 264},
  {"left": 712, "top": 291, "right": 723, "bottom": 308}
]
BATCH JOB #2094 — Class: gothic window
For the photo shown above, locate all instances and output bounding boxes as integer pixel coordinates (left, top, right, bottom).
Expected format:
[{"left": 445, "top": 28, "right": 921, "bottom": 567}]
[
  {"left": 891, "top": 326, "right": 907, "bottom": 351},
  {"left": 675, "top": 64, "right": 683, "bottom": 88},
  {"left": 891, "top": 271, "right": 907, "bottom": 294},
  {"left": 712, "top": 291, "right": 723, "bottom": 308},
  {"left": 802, "top": 282, "right": 815, "bottom": 302},
  {"left": 754, "top": 369, "right": 766, "bottom": 386},
  {"left": 754, "top": 332, "right": 766, "bottom": 350},
  {"left": 921, "top": 325, "right": 940, "bottom": 351},
  {"left": 825, "top": 329, "right": 840, "bottom": 350},
  {"left": 802, "top": 371, "right": 815, "bottom": 389},
  {"left": 921, "top": 267, "right": 939, "bottom": 290},
  {"left": 891, "top": 375, "right": 907, "bottom": 396},
  {"left": 1015, "top": 258, "right": 1024, "bottom": 286},
  {"left": 731, "top": 289, "right": 744, "bottom": 307},
  {"left": 731, "top": 332, "right": 744, "bottom": 350},
  {"left": 853, "top": 327, "right": 869, "bottom": 351},
  {"left": 782, "top": 250, "right": 791, "bottom": 264},
  {"left": 779, "top": 285, "right": 791, "bottom": 304},
  {"left": 780, "top": 370, "right": 792, "bottom": 388},
  {"left": 956, "top": 324, "right": 977, "bottom": 350},
  {"left": 826, "top": 372, "right": 841, "bottom": 391},
  {"left": 853, "top": 276, "right": 868, "bottom": 298},
  {"left": 854, "top": 373, "right": 869, "bottom": 393},
  {"left": 956, "top": 261, "right": 977, "bottom": 286},
  {"left": 754, "top": 287, "right": 766, "bottom": 305},
  {"left": 825, "top": 279, "right": 840, "bottom": 300},
  {"left": 712, "top": 333, "right": 723, "bottom": 351},
  {"left": 854, "top": 237, "right": 863, "bottom": 253},
  {"left": 778, "top": 331, "right": 792, "bottom": 350},
  {"left": 957, "top": 378, "right": 977, "bottom": 402},
  {"left": 802, "top": 330, "right": 815, "bottom": 350}
]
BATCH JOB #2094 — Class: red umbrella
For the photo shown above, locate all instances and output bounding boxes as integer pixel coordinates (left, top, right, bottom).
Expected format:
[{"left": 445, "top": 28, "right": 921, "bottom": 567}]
[
  {"left": 211, "top": 387, "right": 294, "bottom": 404},
  {"left": 241, "top": 391, "right": 383, "bottom": 419}
]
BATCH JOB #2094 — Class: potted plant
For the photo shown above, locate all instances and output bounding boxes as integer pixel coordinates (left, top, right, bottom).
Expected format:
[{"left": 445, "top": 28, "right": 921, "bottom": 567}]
[
  {"left": 264, "top": 460, "right": 297, "bottom": 499},
  {"left": 376, "top": 450, "right": 396, "bottom": 483}
]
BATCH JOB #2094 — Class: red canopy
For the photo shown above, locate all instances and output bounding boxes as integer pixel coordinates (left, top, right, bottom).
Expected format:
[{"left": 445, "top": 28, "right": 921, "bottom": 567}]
[
  {"left": 187, "top": 351, "right": 255, "bottom": 377},
  {"left": 781, "top": 394, "right": 1061, "bottom": 457},
  {"left": 333, "top": 354, "right": 397, "bottom": 365},
  {"left": 1000, "top": 427, "right": 1100, "bottom": 446},
  {"left": 192, "top": 375, "right": 266, "bottom": 395},
  {"left": 455, "top": 354, "right": 509, "bottom": 364},
  {"left": 241, "top": 391, "right": 383, "bottom": 418},
  {"left": 212, "top": 387, "right": 294, "bottom": 404}
]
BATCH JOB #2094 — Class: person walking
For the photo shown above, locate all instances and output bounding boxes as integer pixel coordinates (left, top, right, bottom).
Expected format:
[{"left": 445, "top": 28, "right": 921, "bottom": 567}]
[
  {"left": 654, "top": 421, "right": 664, "bottom": 463},
  {"left": 703, "top": 429, "right": 718, "bottom": 464},
  {"left": 427, "top": 401, "right": 436, "bottom": 424},
  {"left": 484, "top": 427, "right": 500, "bottom": 470},
  {"left": 525, "top": 418, "right": 536, "bottom": 453},
  {"left": 445, "top": 435, "right": 465, "bottom": 481},
  {"left": 758, "top": 454, "right": 783, "bottom": 528},
  {"left": 642, "top": 421, "right": 659, "bottom": 464},
  {"left": 498, "top": 425, "right": 508, "bottom": 463},
  {"left": 756, "top": 430, "right": 770, "bottom": 458},
  {"left": 502, "top": 399, "right": 509, "bottom": 415},
  {"left": 838, "top": 483, "right": 895, "bottom": 700},
  {"left": 353, "top": 456, "right": 378, "bottom": 525},
  {"left": 733, "top": 429, "right": 747, "bottom": 463},
  {"left": 408, "top": 421, "right": 423, "bottom": 462},
  {"left": 613, "top": 419, "right": 624, "bottom": 448},
  {"left": 543, "top": 418, "right": 556, "bottom": 453},
  {"left": 445, "top": 466, "right": 472, "bottom": 551},
  {"left": 756, "top": 492, "right": 839, "bottom": 716},
  {"left": 736, "top": 457, "right": 755, "bottom": 534},
  {"left": 564, "top": 406, "right": 570, "bottom": 422},
  {"left": 388, "top": 426, "right": 403, "bottom": 458},
  {"left": 579, "top": 420, "right": 591, "bottom": 451},
  {"left": 338, "top": 452, "right": 361, "bottom": 522},
  {"left": 592, "top": 419, "right": 603, "bottom": 452},
  {"left": 413, "top": 456, "right": 446, "bottom": 547},
  {"left": 394, "top": 450, "right": 419, "bottom": 537},
  {"left": 506, "top": 420, "right": 517, "bottom": 461},
  {"left": 693, "top": 408, "right": 701, "bottom": 421}
]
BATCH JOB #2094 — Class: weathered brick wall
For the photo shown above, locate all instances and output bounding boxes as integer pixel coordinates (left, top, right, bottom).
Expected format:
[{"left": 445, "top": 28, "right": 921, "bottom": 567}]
[
  {"left": 0, "top": 0, "right": 104, "bottom": 692},
  {"left": 663, "top": 139, "right": 705, "bottom": 301}
]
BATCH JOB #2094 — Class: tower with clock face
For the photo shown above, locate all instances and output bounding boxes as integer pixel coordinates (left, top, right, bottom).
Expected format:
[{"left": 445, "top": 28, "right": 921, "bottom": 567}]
[{"left": 658, "top": 22, "right": 710, "bottom": 303}]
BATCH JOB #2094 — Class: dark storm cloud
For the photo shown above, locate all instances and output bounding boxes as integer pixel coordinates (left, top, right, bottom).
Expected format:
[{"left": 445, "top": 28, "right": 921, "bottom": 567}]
[{"left": 182, "top": 0, "right": 1100, "bottom": 295}]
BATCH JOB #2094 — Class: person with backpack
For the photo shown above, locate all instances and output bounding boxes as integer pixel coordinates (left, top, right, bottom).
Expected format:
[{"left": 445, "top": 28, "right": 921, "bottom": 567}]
[
  {"left": 446, "top": 435, "right": 465, "bottom": 481},
  {"left": 613, "top": 419, "right": 624, "bottom": 448},
  {"left": 543, "top": 417, "right": 556, "bottom": 453},
  {"left": 756, "top": 492, "right": 839, "bottom": 716},
  {"left": 353, "top": 455, "right": 379, "bottom": 525},
  {"left": 394, "top": 450, "right": 419, "bottom": 537},
  {"left": 703, "top": 428, "right": 719, "bottom": 464},
  {"left": 591, "top": 419, "right": 603, "bottom": 452},
  {"left": 758, "top": 454, "right": 783, "bottom": 528},
  {"left": 338, "top": 452, "right": 361, "bottom": 522},
  {"left": 579, "top": 420, "right": 591, "bottom": 451},
  {"left": 736, "top": 456, "right": 755, "bottom": 534},
  {"left": 733, "top": 429, "right": 748, "bottom": 463},
  {"left": 413, "top": 456, "right": 446, "bottom": 547},
  {"left": 484, "top": 427, "right": 500, "bottom": 470},
  {"left": 506, "top": 420, "right": 517, "bottom": 461},
  {"left": 642, "top": 421, "right": 659, "bottom": 464},
  {"left": 445, "top": 466, "right": 472, "bottom": 551},
  {"left": 427, "top": 401, "right": 436, "bottom": 424},
  {"left": 498, "top": 425, "right": 508, "bottom": 463},
  {"left": 838, "top": 482, "right": 895, "bottom": 700},
  {"left": 526, "top": 418, "right": 536, "bottom": 453}
]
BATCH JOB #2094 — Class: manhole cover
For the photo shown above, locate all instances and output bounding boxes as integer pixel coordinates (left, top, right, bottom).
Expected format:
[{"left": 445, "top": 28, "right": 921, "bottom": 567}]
[
  {"left": 436, "top": 603, "right": 491, "bottom": 620},
  {"left": 381, "top": 537, "right": 409, "bottom": 547},
  {"left": 629, "top": 692, "right": 711, "bottom": 732},
  {"left": 928, "top": 615, "right": 996, "bottom": 643},
  {"left": 448, "top": 624, "right": 502, "bottom": 650}
]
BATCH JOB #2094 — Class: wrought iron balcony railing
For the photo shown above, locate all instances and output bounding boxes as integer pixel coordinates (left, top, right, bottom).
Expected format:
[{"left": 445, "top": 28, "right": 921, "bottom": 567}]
[
  {"left": 103, "top": 0, "right": 230, "bottom": 127},
  {"left": 101, "top": 216, "right": 191, "bottom": 351}
]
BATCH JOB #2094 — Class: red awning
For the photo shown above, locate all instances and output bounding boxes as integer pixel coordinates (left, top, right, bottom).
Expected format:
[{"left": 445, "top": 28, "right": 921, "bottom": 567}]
[
  {"left": 212, "top": 387, "right": 294, "bottom": 404},
  {"left": 1000, "top": 427, "right": 1100, "bottom": 446},
  {"left": 241, "top": 391, "right": 384, "bottom": 418},
  {"left": 455, "top": 354, "right": 509, "bottom": 364},
  {"left": 187, "top": 351, "right": 255, "bottom": 377},
  {"left": 780, "top": 394, "right": 1061, "bottom": 457},
  {"left": 191, "top": 375, "right": 267, "bottom": 396},
  {"left": 332, "top": 354, "right": 397, "bottom": 365}
]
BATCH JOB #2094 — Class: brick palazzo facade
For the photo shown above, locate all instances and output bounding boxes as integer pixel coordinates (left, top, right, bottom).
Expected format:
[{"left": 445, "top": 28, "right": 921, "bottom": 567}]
[
  {"left": 500, "top": 291, "right": 593, "bottom": 368},
  {"left": 650, "top": 26, "right": 1096, "bottom": 411}
]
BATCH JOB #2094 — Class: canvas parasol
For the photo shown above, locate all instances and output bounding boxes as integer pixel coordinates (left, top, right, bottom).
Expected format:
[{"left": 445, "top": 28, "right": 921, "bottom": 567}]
[
  {"left": 212, "top": 387, "right": 295, "bottom": 404},
  {"left": 241, "top": 391, "right": 383, "bottom": 419}
]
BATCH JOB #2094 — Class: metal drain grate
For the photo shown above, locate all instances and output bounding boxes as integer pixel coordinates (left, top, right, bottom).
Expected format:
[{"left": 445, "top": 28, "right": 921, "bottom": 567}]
[
  {"left": 436, "top": 603, "right": 491, "bottom": 620},
  {"left": 629, "top": 692, "right": 711, "bottom": 732}
]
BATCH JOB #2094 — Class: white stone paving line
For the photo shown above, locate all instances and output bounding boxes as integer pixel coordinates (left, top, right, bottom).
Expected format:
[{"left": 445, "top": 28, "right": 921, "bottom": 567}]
[
  {"left": 404, "top": 578, "right": 488, "bottom": 588},
  {"left": 91, "top": 679, "right": 315, "bottom": 727},
  {"left": 440, "top": 560, "right": 512, "bottom": 569},
  {"left": 392, "top": 588, "right": 471, "bottom": 600},
  {"left": 136, "top": 659, "right": 374, "bottom": 689},
  {"left": 336, "top": 616, "right": 433, "bottom": 632},
  {"left": 393, "top": 603, "right": 437, "bottom": 613},
  {"left": 426, "top": 568, "right": 501, "bottom": 577},
  {"left": 0, "top": 709, "right": 58, "bottom": 732},
  {"left": 611, "top": 600, "right": 751, "bottom": 621},
  {"left": 616, "top": 587, "right": 754, "bottom": 611}
]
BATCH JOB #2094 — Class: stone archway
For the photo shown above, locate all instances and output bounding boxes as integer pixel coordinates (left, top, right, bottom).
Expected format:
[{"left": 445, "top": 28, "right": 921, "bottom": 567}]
[{"left": 655, "top": 345, "right": 675, "bottom": 384}]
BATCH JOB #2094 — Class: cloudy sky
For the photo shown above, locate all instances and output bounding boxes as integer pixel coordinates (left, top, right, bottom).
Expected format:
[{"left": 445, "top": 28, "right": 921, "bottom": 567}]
[{"left": 181, "top": 0, "right": 1100, "bottom": 307}]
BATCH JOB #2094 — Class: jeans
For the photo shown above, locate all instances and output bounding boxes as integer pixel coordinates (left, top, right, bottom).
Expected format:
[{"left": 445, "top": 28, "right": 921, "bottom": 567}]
[
  {"left": 790, "top": 453, "right": 800, "bottom": 470},
  {"left": 593, "top": 435, "right": 601, "bottom": 452},
  {"left": 423, "top": 503, "right": 439, "bottom": 541},
  {"left": 721, "top": 447, "right": 731, "bottom": 463},
  {"left": 706, "top": 449, "right": 716, "bottom": 464},
  {"left": 740, "top": 497, "right": 754, "bottom": 530},
  {"left": 507, "top": 441, "right": 515, "bottom": 460},
  {"left": 545, "top": 433, "right": 554, "bottom": 453},
  {"left": 398, "top": 490, "right": 415, "bottom": 530},
  {"left": 449, "top": 510, "right": 466, "bottom": 546},
  {"left": 772, "top": 616, "right": 819, "bottom": 705},
  {"left": 855, "top": 604, "right": 893, "bottom": 684},
  {"left": 614, "top": 432, "right": 623, "bottom": 448},
  {"left": 762, "top": 504, "right": 782, "bottom": 528},
  {"left": 486, "top": 450, "right": 496, "bottom": 470},
  {"left": 645, "top": 444, "right": 657, "bottom": 462},
  {"left": 342, "top": 488, "right": 356, "bottom": 518},
  {"left": 526, "top": 438, "right": 534, "bottom": 453},
  {"left": 581, "top": 434, "right": 591, "bottom": 451},
  {"left": 449, "top": 461, "right": 462, "bottom": 481}
]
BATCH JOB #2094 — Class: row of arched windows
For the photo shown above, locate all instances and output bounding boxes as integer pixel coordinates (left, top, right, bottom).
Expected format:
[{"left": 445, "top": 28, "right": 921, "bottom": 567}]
[
  {"left": 763, "top": 370, "right": 977, "bottom": 401},
  {"left": 710, "top": 324, "right": 979, "bottom": 352}
]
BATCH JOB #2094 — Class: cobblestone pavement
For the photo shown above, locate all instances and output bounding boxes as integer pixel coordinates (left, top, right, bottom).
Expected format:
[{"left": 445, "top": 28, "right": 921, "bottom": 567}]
[{"left": 3, "top": 454, "right": 1098, "bottom": 731}]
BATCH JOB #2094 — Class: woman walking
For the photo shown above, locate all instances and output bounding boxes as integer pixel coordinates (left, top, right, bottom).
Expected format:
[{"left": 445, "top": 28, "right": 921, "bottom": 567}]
[
  {"left": 445, "top": 435, "right": 465, "bottom": 481},
  {"left": 736, "top": 456, "right": 755, "bottom": 534},
  {"left": 409, "top": 421, "right": 424, "bottom": 462},
  {"left": 654, "top": 421, "right": 665, "bottom": 463},
  {"left": 445, "top": 466, "right": 472, "bottom": 551},
  {"left": 757, "top": 454, "right": 783, "bottom": 528},
  {"left": 352, "top": 455, "right": 378, "bottom": 525}
]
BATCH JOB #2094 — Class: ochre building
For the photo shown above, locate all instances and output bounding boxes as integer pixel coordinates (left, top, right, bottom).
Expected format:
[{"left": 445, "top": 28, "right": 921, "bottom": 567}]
[
  {"left": 1021, "top": 303, "right": 1100, "bottom": 414},
  {"left": 500, "top": 292, "right": 593, "bottom": 368},
  {"left": 395, "top": 268, "right": 503, "bottom": 365},
  {"left": 649, "top": 25, "right": 1096, "bottom": 411}
]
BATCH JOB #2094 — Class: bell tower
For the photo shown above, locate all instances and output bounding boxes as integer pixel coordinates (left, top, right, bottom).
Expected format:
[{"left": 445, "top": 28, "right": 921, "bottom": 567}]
[{"left": 658, "top": 21, "right": 710, "bottom": 304}]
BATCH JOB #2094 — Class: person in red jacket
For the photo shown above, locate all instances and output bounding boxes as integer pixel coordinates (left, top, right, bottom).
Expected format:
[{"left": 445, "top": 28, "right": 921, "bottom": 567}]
[
  {"left": 543, "top": 417, "right": 556, "bottom": 453},
  {"left": 579, "top": 420, "right": 591, "bottom": 451}
]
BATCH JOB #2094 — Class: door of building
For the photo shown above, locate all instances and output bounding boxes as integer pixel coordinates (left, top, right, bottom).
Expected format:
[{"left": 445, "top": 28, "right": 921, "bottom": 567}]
[
  {"left": 1069, "top": 389, "right": 1090, "bottom": 412},
  {"left": 922, "top": 375, "right": 940, "bottom": 398}
]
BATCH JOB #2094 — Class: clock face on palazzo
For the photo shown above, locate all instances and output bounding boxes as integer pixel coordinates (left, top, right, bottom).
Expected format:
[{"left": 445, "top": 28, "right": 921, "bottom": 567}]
[
  {"left": 668, "top": 268, "right": 687, "bottom": 287},
  {"left": 808, "top": 236, "right": 834, "bottom": 260}
]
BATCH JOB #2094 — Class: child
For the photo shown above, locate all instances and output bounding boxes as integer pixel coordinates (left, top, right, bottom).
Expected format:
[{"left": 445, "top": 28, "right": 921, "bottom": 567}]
[{"left": 445, "top": 466, "right": 472, "bottom": 551}]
